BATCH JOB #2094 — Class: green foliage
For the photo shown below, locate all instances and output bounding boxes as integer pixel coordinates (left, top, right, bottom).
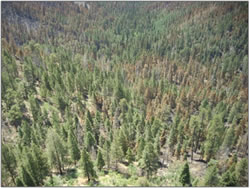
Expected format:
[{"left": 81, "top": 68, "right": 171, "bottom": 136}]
[
  {"left": 203, "top": 162, "right": 220, "bottom": 186},
  {"left": 67, "top": 127, "right": 80, "bottom": 165},
  {"left": 179, "top": 162, "right": 191, "bottom": 186},
  {"left": 235, "top": 158, "right": 248, "bottom": 186},
  {"left": 204, "top": 114, "right": 224, "bottom": 162},
  {"left": 80, "top": 148, "right": 97, "bottom": 182},
  {"left": 110, "top": 131, "right": 123, "bottom": 169},
  {"left": 84, "top": 131, "right": 96, "bottom": 152},
  {"left": 1, "top": 2, "right": 248, "bottom": 187},
  {"left": 139, "top": 142, "right": 159, "bottom": 178},
  {"left": 2, "top": 143, "right": 17, "bottom": 185},
  {"left": 46, "top": 128, "right": 66, "bottom": 175},
  {"left": 96, "top": 149, "right": 105, "bottom": 171},
  {"left": 220, "top": 170, "right": 237, "bottom": 186},
  {"left": 126, "top": 148, "right": 135, "bottom": 164}
]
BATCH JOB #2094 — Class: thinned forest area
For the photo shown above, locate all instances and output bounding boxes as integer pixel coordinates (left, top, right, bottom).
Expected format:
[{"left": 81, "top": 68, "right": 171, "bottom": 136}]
[{"left": 1, "top": 1, "right": 248, "bottom": 187}]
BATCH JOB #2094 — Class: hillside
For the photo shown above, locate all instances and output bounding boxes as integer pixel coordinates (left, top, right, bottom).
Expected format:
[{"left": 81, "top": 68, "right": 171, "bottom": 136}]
[{"left": 1, "top": 2, "right": 248, "bottom": 187}]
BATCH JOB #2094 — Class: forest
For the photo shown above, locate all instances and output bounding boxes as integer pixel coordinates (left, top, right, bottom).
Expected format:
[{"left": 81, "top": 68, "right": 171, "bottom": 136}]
[{"left": 1, "top": 1, "right": 248, "bottom": 187}]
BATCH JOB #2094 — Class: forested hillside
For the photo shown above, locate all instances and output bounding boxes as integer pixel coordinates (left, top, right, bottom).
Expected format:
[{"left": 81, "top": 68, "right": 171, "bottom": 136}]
[{"left": 1, "top": 2, "right": 248, "bottom": 186}]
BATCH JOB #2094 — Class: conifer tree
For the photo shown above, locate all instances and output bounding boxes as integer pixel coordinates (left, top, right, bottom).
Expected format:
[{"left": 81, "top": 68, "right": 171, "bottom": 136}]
[
  {"left": 68, "top": 127, "right": 80, "bottom": 166},
  {"left": 81, "top": 148, "right": 97, "bottom": 182},
  {"left": 168, "top": 124, "right": 177, "bottom": 155},
  {"left": 2, "top": 143, "right": 17, "bottom": 185},
  {"left": 21, "top": 121, "right": 31, "bottom": 146},
  {"left": 46, "top": 128, "right": 66, "bottom": 175},
  {"left": 136, "top": 137, "right": 145, "bottom": 160},
  {"left": 110, "top": 132, "right": 123, "bottom": 170},
  {"left": 235, "top": 158, "right": 248, "bottom": 186},
  {"left": 204, "top": 114, "right": 224, "bottom": 162},
  {"left": 96, "top": 149, "right": 105, "bottom": 171},
  {"left": 139, "top": 142, "right": 158, "bottom": 178},
  {"left": 154, "top": 132, "right": 161, "bottom": 156},
  {"left": 21, "top": 147, "right": 40, "bottom": 186},
  {"left": 15, "top": 177, "right": 24, "bottom": 187},
  {"left": 103, "top": 140, "right": 111, "bottom": 170},
  {"left": 118, "top": 129, "right": 128, "bottom": 156},
  {"left": 126, "top": 147, "right": 134, "bottom": 164},
  {"left": 179, "top": 162, "right": 191, "bottom": 186},
  {"left": 203, "top": 162, "right": 220, "bottom": 186},
  {"left": 220, "top": 169, "right": 237, "bottom": 186},
  {"left": 84, "top": 131, "right": 96, "bottom": 152},
  {"left": 30, "top": 143, "right": 49, "bottom": 185},
  {"left": 222, "top": 125, "right": 235, "bottom": 152},
  {"left": 175, "top": 142, "right": 181, "bottom": 160},
  {"left": 18, "top": 165, "right": 36, "bottom": 186}
]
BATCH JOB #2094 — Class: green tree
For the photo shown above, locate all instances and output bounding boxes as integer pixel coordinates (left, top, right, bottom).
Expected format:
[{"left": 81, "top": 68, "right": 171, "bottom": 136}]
[
  {"left": 222, "top": 125, "right": 234, "bottom": 151},
  {"left": 30, "top": 143, "right": 49, "bottom": 185},
  {"left": 220, "top": 170, "right": 237, "bottom": 186},
  {"left": 103, "top": 140, "right": 111, "bottom": 170},
  {"left": 80, "top": 148, "right": 97, "bottom": 182},
  {"left": 96, "top": 149, "right": 105, "bottom": 171},
  {"left": 179, "top": 162, "right": 191, "bottom": 186},
  {"left": 84, "top": 131, "right": 96, "bottom": 152},
  {"left": 18, "top": 165, "right": 36, "bottom": 186},
  {"left": 20, "top": 121, "right": 31, "bottom": 146},
  {"left": 204, "top": 114, "right": 224, "bottom": 162},
  {"left": 7, "top": 103, "right": 23, "bottom": 130},
  {"left": 175, "top": 142, "right": 181, "bottom": 160},
  {"left": 126, "top": 147, "right": 134, "bottom": 164},
  {"left": 136, "top": 137, "right": 145, "bottom": 160},
  {"left": 139, "top": 142, "right": 158, "bottom": 178},
  {"left": 2, "top": 143, "right": 17, "bottom": 185},
  {"left": 110, "top": 132, "right": 123, "bottom": 170},
  {"left": 154, "top": 132, "right": 161, "bottom": 156},
  {"left": 67, "top": 127, "right": 80, "bottom": 166},
  {"left": 29, "top": 95, "right": 40, "bottom": 122},
  {"left": 235, "top": 158, "right": 248, "bottom": 186},
  {"left": 46, "top": 128, "right": 66, "bottom": 175},
  {"left": 203, "top": 161, "right": 220, "bottom": 186}
]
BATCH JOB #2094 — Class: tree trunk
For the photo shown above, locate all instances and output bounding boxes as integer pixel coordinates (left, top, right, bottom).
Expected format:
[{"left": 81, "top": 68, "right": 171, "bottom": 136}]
[{"left": 87, "top": 173, "right": 90, "bottom": 182}]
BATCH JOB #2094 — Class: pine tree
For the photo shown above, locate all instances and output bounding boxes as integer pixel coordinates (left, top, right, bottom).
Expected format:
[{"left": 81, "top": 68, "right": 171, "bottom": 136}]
[
  {"left": 2, "top": 143, "right": 17, "bottom": 185},
  {"left": 139, "top": 142, "right": 158, "bottom": 178},
  {"left": 20, "top": 121, "right": 31, "bottom": 146},
  {"left": 222, "top": 125, "right": 235, "bottom": 152},
  {"left": 15, "top": 177, "right": 24, "bottom": 186},
  {"left": 118, "top": 129, "right": 128, "bottom": 156},
  {"left": 203, "top": 162, "right": 220, "bottom": 186},
  {"left": 46, "top": 128, "right": 66, "bottom": 175},
  {"left": 204, "top": 114, "right": 224, "bottom": 162},
  {"left": 110, "top": 132, "right": 123, "bottom": 170},
  {"left": 21, "top": 147, "right": 40, "bottom": 186},
  {"left": 30, "top": 143, "right": 49, "bottom": 185},
  {"left": 81, "top": 148, "right": 97, "bottom": 182},
  {"left": 136, "top": 137, "right": 145, "bottom": 160},
  {"left": 126, "top": 147, "right": 134, "bottom": 164},
  {"left": 86, "top": 109, "right": 93, "bottom": 126},
  {"left": 96, "top": 149, "right": 105, "bottom": 171},
  {"left": 154, "top": 132, "right": 161, "bottom": 156},
  {"left": 103, "top": 140, "right": 111, "bottom": 170},
  {"left": 168, "top": 123, "right": 178, "bottom": 155},
  {"left": 220, "top": 170, "right": 237, "bottom": 186},
  {"left": 235, "top": 158, "right": 248, "bottom": 186},
  {"left": 68, "top": 127, "right": 80, "bottom": 166},
  {"left": 175, "top": 142, "right": 181, "bottom": 160},
  {"left": 84, "top": 131, "right": 96, "bottom": 152},
  {"left": 18, "top": 165, "right": 36, "bottom": 186},
  {"left": 179, "top": 162, "right": 191, "bottom": 186}
]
